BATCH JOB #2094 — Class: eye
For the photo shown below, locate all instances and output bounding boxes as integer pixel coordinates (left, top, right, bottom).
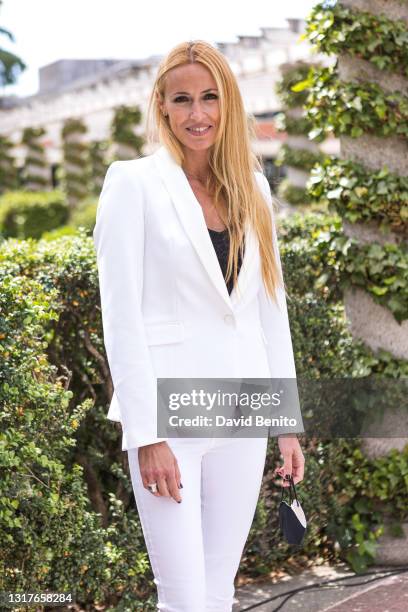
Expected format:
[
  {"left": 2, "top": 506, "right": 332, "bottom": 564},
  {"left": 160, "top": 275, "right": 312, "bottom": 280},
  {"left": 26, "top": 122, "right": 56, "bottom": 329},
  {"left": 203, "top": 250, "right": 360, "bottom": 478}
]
[{"left": 173, "top": 93, "right": 218, "bottom": 103}]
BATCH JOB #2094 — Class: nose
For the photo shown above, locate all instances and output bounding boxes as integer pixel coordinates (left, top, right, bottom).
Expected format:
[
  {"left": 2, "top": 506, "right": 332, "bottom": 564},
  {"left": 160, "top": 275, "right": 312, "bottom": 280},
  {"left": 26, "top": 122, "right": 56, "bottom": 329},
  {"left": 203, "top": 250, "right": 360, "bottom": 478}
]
[{"left": 189, "top": 99, "right": 207, "bottom": 119}]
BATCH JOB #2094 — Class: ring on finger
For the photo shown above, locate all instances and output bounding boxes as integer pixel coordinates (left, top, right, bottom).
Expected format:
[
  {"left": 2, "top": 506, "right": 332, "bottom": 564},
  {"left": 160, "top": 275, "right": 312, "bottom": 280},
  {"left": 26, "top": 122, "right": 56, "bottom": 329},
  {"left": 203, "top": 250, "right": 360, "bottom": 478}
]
[{"left": 147, "top": 482, "right": 158, "bottom": 494}]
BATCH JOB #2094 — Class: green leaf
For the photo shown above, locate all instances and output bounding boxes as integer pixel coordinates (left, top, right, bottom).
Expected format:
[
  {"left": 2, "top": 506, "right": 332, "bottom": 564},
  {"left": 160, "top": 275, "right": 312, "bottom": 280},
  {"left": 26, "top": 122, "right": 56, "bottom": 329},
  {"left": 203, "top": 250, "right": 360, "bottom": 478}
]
[
  {"left": 363, "top": 540, "right": 378, "bottom": 558},
  {"left": 351, "top": 126, "right": 363, "bottom": 138},
  {"left": 371, "top": 285, "right": 388, "bottom": 296},
  {"left": 291, "top": 78, "right": 314, "bottom": 92},
  {"left": 327, "top": 187, "right": 343, "bottom": 199}
]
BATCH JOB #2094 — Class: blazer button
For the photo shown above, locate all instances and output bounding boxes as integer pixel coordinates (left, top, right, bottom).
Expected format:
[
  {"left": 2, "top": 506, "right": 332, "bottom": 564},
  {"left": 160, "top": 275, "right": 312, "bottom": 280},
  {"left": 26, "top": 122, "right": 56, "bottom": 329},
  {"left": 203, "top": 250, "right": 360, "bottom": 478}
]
[{"left": 223, "top": 314, "right": 235, "bottom": 325}]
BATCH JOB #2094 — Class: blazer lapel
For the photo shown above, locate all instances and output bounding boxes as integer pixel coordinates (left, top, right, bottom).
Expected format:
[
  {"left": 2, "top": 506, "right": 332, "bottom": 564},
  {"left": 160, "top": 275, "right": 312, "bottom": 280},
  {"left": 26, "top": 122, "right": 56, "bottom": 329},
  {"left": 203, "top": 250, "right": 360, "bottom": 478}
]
[{"left": 152, "top": 145, "right": 258, "bottom": 312}]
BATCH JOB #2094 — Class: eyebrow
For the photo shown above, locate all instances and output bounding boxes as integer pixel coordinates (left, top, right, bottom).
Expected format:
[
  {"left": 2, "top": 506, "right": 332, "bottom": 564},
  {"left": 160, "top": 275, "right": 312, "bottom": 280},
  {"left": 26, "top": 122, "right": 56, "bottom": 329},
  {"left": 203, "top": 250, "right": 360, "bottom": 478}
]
[{"left": 171, "top": 88, "right": 218, "bottom": 95}]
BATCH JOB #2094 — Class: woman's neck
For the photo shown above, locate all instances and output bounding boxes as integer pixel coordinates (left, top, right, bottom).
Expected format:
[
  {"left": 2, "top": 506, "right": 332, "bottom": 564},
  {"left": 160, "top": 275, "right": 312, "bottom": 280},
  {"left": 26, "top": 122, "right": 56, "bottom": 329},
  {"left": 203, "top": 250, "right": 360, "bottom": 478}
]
[{"left": 181, "top": 148, "right": 211, "bottom": 184}]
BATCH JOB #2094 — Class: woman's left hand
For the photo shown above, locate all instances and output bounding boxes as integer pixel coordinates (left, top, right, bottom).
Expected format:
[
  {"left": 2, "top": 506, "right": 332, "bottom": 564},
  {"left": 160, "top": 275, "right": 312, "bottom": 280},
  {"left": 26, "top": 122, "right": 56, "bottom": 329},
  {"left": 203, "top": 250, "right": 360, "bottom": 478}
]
[{"left": 274, "top": 435, "right": 305, "bottom": 487}]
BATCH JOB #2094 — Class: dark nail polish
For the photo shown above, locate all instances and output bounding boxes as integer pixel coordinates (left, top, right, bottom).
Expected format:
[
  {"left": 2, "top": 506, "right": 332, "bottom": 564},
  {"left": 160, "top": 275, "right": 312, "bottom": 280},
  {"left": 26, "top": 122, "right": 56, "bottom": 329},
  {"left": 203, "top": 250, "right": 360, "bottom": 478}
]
[
  {"left": 179, "top": 483, "right": 183, "bottom": 488},
  {"left": 177, "top": 500, "right": 182, "bottom": 503}
]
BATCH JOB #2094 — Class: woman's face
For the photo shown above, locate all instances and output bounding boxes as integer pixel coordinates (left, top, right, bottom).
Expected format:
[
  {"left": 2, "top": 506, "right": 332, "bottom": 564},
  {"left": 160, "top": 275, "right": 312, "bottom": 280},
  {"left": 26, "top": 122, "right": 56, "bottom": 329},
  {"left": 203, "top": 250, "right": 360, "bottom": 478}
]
[{"left": 160, "top": 62, "right": 220, "bottom": 153}]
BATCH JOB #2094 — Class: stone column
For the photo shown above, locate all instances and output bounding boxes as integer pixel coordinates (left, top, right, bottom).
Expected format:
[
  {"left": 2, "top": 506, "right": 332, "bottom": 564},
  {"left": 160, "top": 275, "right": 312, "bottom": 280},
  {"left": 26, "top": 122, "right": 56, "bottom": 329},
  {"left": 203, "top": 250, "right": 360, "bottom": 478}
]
[{"left": 339, "top": 0, "right": 408, "bottom": 565}]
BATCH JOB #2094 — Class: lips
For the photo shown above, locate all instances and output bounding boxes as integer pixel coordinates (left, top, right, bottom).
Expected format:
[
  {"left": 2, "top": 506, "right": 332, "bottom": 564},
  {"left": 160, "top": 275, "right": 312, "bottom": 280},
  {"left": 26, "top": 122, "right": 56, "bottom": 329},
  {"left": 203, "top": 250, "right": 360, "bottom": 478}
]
[{"left": 186, "top": 126, "right": 212, "bottom": 136}]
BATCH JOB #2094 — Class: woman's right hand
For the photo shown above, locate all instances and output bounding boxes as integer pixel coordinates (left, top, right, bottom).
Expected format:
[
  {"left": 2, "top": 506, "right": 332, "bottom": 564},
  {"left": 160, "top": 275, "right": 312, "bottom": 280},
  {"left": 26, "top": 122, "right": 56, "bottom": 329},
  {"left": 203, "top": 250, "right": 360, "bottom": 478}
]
[{"left": 138, "top": 442, "right": 183, "bottom": 503}]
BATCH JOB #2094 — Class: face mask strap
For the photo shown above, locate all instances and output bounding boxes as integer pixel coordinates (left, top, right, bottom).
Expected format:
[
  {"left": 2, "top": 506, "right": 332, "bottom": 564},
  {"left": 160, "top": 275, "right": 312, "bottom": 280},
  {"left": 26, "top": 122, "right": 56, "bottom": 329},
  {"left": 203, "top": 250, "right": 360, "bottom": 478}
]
[
  {"left": 288, "top": 475, "right": 300, "bottom": 506},
  {"left": 281, "top": 476, "right": 294, "bottom": 505},
  {"left": 280, "top": 475, "right": 301, "bottom": 507}
]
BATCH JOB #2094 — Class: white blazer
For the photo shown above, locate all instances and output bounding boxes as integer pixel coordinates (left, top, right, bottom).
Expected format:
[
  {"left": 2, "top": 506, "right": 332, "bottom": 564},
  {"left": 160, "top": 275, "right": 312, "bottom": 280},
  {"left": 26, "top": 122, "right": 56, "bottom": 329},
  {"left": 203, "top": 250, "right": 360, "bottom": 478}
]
[{"left": 93, "top": 145, "right": 304, "bottom": 451}]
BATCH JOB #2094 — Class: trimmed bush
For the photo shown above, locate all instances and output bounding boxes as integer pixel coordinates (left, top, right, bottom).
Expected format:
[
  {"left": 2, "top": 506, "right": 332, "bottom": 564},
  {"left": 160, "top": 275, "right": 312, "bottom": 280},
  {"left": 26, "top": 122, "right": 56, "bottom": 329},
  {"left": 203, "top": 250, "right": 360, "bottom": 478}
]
[
  {"left": 1, "top": 213, "right": 407, "bottom": 607},
  {"left": 0, "top": 191, "right": 69, "bottom": 240},
  {"left": 0, "top": 234, "right": 159, "bottom": 608},
  {"left": 70, "top": 198, "right": 97, "bottom": 233}
]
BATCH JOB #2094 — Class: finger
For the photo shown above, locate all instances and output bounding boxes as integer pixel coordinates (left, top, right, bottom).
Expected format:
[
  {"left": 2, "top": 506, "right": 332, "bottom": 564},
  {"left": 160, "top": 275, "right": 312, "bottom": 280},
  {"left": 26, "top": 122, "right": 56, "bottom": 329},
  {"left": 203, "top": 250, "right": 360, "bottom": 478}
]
[
  {"left": 276, "top": 471, "right": 291, "bottom": 487},
  {"left": 141, "top": 473, "right": 159, "bottom": 494},
  {"left": 155, "top": 475, "right": 171, "bottom": 498},
  {"left": 174, "top": 459, "right": 183, "bottom": 489},
  {"left": 292, "top": 466, "right": 304, "bottom": 485},
  {"left": 292, "top": 457, "right": 305, "bottom": 478},
  {"left": 274, "top": 466, "right": 290, "bottom": 487},
  {"left": 281, "top": 474, "right": 291, "bottom": 487},
  {"left": 167, "top": 474, "right": 182, "bottom": 503},
  {"left": 145, "top": 485, "right": 161, "bottom": 497},
  {"left": 280, "top": 457, "right": 292, "bottom": 482},
  {"left": 144, "top": 478, "right": 161, "bottom": 497}
]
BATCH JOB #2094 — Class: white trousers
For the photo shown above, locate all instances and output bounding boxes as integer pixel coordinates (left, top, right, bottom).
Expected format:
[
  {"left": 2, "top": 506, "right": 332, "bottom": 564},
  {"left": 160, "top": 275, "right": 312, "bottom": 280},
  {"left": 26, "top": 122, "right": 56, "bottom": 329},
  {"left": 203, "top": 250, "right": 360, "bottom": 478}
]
[{"left": 127, "top": 435, "right": 268, "bottom": 612}]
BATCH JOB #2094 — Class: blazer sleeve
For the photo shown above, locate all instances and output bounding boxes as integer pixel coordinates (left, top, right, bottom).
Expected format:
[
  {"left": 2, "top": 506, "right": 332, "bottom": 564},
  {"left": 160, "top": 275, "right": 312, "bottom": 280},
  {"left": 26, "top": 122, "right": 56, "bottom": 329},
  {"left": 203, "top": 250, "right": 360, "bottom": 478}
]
[
  {"left": 93, "top": 161, "right": 169, "bottom": 451},
  {"left": 256, "top": 172, "right": 305, "bottom": 435}
]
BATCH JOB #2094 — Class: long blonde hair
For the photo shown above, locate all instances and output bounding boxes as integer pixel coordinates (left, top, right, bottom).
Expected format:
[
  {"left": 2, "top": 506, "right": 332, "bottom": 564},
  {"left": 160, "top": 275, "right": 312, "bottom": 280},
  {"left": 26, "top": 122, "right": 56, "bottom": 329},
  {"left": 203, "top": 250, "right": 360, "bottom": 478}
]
[{"left": 146, "top": 39, "right": 283, "bottom": 304}]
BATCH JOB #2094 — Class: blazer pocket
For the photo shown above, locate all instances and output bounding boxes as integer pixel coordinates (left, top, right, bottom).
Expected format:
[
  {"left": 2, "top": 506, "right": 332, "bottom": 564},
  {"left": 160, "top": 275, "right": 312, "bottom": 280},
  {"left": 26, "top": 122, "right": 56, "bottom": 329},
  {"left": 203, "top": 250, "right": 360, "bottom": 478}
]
[{"left": 144, "top": 321, "right": 185, "bottom": 346}]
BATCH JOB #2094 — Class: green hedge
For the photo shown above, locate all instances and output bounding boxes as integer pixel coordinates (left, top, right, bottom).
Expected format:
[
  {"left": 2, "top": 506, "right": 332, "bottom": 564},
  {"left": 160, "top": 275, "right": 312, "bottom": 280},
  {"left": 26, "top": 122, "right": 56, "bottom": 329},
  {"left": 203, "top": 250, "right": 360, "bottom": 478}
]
[
  {"left": 0, "top": 191, "right": 69, "bottom": 240},
  {"left": 0, "top": 191, "right": 97, "bottom": 241},
  {"left": 0, "top": 235, "right": 158, "bottom": 609},
  {"left": 69, "top": 198, "right": 97, "bottom": 233},
  {"left": 1, "top": 215, "right": 407, "bottom": 607}
]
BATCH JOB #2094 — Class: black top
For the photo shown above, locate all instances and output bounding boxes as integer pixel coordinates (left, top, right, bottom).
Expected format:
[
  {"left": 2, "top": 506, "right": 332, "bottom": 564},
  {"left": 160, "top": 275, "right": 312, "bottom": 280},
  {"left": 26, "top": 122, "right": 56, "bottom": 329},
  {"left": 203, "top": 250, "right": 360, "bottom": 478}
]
[{"left": 208, "top": 227, "right": 245, "bottom": 295}]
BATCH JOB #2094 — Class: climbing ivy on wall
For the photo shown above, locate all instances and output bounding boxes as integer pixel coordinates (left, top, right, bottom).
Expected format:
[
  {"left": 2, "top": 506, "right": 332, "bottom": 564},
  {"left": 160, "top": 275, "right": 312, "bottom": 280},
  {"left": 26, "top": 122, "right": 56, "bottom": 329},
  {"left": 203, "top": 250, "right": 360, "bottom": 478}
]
[
  {"left": 21, "top": 127, "right": 49, "bottom": 190},
  {"left": 61, "top": 118, "right": 89, "bottom": 208},
  {"left": 0, "top": 136, "right": 18, "bottom": 193},
  {"left": 110, "top": 105, "right": 144, "bottom": 160},
  {"left": 275, "top": 60, "right": 324, "bottom": 206},
  {"left": 304, "top": 2, "right": 408, "bottom": 77},
  {"left": 300, "top": 1, "right": 408, "bottom": 328}
]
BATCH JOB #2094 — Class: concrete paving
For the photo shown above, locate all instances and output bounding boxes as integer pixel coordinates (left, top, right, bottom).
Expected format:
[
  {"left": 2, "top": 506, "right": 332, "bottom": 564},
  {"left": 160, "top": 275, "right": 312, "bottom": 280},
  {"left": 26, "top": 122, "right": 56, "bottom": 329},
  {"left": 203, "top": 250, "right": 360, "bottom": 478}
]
[{"left": 232, "top": 563, "right": 408, "bottom": 612}]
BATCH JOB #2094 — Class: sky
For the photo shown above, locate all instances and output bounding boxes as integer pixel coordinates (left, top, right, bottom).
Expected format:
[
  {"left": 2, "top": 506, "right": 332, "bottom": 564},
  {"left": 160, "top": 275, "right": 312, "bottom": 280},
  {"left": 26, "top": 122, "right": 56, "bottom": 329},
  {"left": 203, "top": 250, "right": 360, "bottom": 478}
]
[{"left": 1, "top": 0, "right": 318, "bottom": 98}]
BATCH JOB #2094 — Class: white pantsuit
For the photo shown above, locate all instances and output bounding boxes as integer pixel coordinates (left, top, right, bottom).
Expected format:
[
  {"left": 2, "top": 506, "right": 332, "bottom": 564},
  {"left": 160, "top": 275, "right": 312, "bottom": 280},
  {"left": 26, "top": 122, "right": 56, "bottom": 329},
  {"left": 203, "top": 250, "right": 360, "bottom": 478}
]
[{"left": 93, "top": 145, "right": 304, "bottom": 610}]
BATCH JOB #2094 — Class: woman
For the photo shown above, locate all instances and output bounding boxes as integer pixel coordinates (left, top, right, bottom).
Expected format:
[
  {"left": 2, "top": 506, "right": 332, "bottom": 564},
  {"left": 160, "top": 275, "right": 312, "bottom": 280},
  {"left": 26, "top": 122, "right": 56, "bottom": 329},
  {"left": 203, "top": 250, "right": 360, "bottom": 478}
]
[{"left": 93, "top": 40, "right": 305, "bottom": 612}]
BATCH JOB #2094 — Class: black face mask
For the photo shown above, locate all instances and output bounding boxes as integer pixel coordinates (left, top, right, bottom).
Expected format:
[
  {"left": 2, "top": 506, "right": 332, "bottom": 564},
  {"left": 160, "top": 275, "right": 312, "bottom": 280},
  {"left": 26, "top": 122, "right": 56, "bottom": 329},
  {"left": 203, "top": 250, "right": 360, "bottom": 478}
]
[{"left": 279, "top": 475, "right": 307, "bottom": 545}]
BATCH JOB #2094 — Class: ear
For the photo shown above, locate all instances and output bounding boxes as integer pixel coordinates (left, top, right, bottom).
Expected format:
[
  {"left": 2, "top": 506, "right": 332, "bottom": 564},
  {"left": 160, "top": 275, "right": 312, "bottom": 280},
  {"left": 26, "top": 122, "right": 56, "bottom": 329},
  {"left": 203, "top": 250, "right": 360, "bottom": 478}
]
[{"left": 156, "top": 92, "right": 166, "bottom": 116}]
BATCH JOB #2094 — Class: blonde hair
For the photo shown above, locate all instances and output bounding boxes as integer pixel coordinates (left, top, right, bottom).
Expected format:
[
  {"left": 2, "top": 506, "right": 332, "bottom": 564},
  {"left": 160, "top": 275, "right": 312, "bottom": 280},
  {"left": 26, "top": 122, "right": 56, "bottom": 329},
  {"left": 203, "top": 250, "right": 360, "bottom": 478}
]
[{"left": 146, "top": 39, "right": 283, "bottom": 304}]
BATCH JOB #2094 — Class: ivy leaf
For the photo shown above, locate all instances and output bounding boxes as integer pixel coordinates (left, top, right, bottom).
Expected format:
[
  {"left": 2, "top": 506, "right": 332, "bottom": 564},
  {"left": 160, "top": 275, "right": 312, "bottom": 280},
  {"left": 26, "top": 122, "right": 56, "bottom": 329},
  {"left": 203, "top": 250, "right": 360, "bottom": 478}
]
[
  {"left": 363, "top": 540, "right": 378, "bottom": 558},
  {"left": 374, "top": 104, "right": 387, "bottom": 119},
  {"left": 346, "top": 550, "right": 368, "bottom": 574},
  {"left": 309, "top": 127, "right": 324, "bottom": 140},
  {"left": 351, "top": 126, "right": 363, "bottom": 138},
  {"left": 350, "top": 96, "right": 363, "bottom": 111},
  {"left": 371, "top": 285, "right": 388, "bottom": 296},
  {"left": 339, "top": 176, "right": 353, "bottom": 188},
  {"left": 377, "top": 167, "right": 390, "bottom": 179},
  {"left": 291, "top": 78, "right": 314, "bottom": 92},
  {"left": 327, "top": 187, "right": 343, "bottom": 199},
  {"left": 372, "top": 56, "right": 388, "bottom": 71},
  {"left": 369, "top": 244, "right": 385, "bottom": 259},
  {"left": 377, "top": 181, "right": 388, "bottom": 195},
  {"left": 355, "top": 187, "right": 368, "bottom": 198}
]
